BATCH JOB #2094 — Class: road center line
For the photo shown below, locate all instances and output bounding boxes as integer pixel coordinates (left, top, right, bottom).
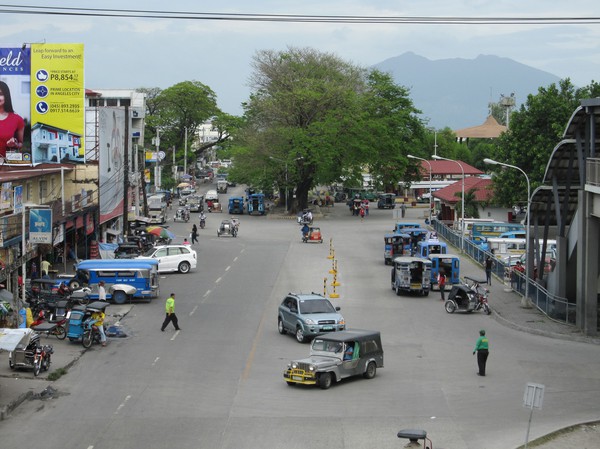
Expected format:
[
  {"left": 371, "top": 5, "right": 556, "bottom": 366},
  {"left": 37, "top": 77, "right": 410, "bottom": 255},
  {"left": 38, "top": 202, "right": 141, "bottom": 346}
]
[
  {"left": 215, "top": 277, "right": 222, "bottom": 283},
  {"left": 152, "top": 357, "right": 160, "bottom": 366},
  {"left": 114, "top": 395, "right": 131, "bottom": 414},
  {"left": 171, "top": 330, "right": 180, "bottom": 341},
  {"left": 190, "top": 305, "right": 198, "bottom": 316},
  {"left": 204, "top": 290, "right": 211, "bottom": 297},
  {"left": 225, "top": 266, "right": 231, "bottom": 271},
  {"left": 233, "top": 256, "right": 238, "bottom": 262}
]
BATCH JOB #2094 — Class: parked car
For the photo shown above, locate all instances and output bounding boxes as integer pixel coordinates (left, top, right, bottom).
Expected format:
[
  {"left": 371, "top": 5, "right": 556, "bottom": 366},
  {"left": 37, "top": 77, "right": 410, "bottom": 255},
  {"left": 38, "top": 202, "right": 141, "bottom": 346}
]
[
  {"left": 283, "top": 329, "right": 384, "bottom": 389},
  {"left": 137, "top": 245, "right": 197, "bottom": 274},
  {"left": 277, "top": 293, "right": 345, "bottom": 343}
]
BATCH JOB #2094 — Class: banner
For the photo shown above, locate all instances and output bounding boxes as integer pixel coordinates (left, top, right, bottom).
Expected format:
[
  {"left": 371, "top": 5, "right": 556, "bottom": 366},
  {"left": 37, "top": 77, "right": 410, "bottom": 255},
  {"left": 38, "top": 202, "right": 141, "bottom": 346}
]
[
  {"left": 29, "top": 208, "right": 52, "bottom": 244},
  {"left": 0, "top": 182, "right": 11, "bottom": 210},
  {"left": 98, "top": 107, "right": 126, "bottom": 224},
  {"left": 0, "top": 45, "right": 31, "bottom": 165},
  {"left": 13, "top": 185, "right": 23, "bottom": 214},
  {"left": 30, "top": 43, "right": 85, "bottom": 165}
]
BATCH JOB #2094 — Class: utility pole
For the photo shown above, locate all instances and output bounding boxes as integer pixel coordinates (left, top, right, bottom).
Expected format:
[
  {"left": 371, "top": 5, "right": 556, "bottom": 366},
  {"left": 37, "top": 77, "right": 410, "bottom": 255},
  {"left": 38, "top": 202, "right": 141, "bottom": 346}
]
[{"left": 122, "top": 105, "right": 130, "bottom": 237}]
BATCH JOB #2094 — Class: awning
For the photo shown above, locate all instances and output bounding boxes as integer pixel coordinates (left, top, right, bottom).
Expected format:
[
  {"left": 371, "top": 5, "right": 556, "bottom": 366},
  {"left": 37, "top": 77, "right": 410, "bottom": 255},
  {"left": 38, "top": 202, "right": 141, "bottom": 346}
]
[{"left": 0, "top": 328, "right": 32, "bottom": 352}]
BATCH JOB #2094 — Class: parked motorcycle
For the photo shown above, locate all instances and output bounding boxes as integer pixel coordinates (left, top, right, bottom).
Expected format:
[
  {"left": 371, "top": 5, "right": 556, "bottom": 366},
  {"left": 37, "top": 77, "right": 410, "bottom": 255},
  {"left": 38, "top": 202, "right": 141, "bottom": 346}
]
[
  {"left": 444, "top": 277, "right": 491, "bottom": 315},
  {"left": 82, "top": 319, "right": 103, "bottom": 348}
]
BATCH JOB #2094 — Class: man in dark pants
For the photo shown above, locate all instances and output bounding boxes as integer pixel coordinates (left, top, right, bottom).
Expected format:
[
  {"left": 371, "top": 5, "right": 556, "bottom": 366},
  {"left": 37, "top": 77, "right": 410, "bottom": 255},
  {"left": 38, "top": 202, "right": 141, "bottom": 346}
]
[
  {"left": 438, "top": 270, "right": 447, "bottom": 301},
  {"left": 473, "top": 329, "right": 489, "bottom": 376},
  {"left": 161, "top": 292, "right": 181, "bottom": 331},
  {"left": 484, "top": 256, "right": 494, "bottom": 285}
]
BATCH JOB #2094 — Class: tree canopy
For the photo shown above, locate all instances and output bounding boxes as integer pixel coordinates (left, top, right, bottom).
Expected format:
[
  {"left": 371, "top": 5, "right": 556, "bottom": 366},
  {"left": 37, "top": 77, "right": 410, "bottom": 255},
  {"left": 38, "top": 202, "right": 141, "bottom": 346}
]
[
  {"left": 231, "top": 47, "right": 426, "bottom": 212},
  {"left": 489, "top": 79, "right": 600, "bottom": 207}
]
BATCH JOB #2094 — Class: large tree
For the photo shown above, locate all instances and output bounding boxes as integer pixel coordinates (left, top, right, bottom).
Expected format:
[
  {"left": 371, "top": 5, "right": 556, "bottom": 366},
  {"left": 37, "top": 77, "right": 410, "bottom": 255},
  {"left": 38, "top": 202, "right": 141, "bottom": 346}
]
[
  {"left": 490, "top": 79, "right": 600, "bottom": 207},
  {"left": 235, "top": 47, "right": 426, "bottom": 212}
]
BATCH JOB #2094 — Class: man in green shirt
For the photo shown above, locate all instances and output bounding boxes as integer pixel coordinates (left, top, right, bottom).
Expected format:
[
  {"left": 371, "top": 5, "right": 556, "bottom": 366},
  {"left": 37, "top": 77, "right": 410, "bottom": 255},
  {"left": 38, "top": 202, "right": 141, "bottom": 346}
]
[
  {"left": 473, "top": 329, "right": 489, "bottom": 376},
  {"left": 161, "top": 293, "right": 181, "bottom": 331}
]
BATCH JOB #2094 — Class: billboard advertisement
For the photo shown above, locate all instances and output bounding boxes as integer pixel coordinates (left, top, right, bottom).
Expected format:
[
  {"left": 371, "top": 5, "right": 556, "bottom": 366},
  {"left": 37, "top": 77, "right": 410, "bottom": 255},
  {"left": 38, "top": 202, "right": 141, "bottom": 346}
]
[
  {"left": 0, "top": 45, "right": 31, "bottom": 165},
  {"left": 98, "top": 107, "right": 126, "bottom": 224},
  {"left": 30, "top": 43, "right": 85, "bottom": 165},
  {"left": 29, "top": 208, "right": 52, "bottom": 244}
]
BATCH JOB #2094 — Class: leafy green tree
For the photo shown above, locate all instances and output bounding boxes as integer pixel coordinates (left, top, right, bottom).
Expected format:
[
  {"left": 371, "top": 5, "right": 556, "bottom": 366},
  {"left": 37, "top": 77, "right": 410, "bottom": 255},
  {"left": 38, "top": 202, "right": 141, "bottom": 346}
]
[
  {"left": 234, "top": 47, "right": 427, "bottom": 211},
  {"left": 490, "top": 79, "right": 600, "bottom": 207},
  {"left": 454, "top": 188, "right": 480, "bottom": 219}
]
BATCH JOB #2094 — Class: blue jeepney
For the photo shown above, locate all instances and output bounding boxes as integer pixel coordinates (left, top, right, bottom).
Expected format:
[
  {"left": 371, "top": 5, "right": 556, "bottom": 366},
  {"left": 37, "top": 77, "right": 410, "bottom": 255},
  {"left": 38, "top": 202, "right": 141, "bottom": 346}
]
[
  {"left": 228, "top": 196, "right": 244, "bottom": 214},
  {"left": 384, "top": 233, "right": 410, "bottom": 265},
  {"left": 247, "top": 193, "right": 265, "bottom": 215},
  {"left": 399, "top": 227, "right": 429, "bottom": 255},
  {"left": 393, "top": 222, "right": 421, "bottom": 234},
  {"left": 416, "top": 239, "right": 448, "bottom": 258},
  {"left": 429, "top": 254, "right": 460, "bottom": 290}
]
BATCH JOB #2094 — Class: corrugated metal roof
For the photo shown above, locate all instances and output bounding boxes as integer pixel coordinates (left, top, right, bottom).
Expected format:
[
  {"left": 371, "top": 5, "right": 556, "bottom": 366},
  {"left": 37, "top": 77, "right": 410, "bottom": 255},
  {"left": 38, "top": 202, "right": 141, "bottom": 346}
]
[
  {"left": 0, "top": 164, "right": 74, "bottom": 182},
  {"left": 416, "top": 160, "right": 484, "bottom": 177},
  {"left": 432, "top": 177, "right": 493, "bottom": 204}
]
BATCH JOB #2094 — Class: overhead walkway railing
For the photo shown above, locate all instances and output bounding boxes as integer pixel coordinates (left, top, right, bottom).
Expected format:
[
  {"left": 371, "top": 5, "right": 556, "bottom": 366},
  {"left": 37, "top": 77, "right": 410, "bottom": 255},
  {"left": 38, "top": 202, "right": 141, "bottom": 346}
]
[{"left": 433, "top": 219, "right": 575, "bottom": 325}]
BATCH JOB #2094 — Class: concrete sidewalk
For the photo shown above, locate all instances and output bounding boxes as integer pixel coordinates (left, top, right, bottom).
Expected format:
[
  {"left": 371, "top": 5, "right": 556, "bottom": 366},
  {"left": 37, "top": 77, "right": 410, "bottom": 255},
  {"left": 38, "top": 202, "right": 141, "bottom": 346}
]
[{"left": 0, "top": 304, "right": 133, "bottom": 420}]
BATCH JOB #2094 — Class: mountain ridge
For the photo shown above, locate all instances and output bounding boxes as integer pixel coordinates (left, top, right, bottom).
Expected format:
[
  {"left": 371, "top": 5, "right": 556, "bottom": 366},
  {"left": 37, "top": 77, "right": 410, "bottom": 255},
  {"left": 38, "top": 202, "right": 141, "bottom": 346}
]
[{"left": 373, "top": 52, "right": 561, "bottom": 129}]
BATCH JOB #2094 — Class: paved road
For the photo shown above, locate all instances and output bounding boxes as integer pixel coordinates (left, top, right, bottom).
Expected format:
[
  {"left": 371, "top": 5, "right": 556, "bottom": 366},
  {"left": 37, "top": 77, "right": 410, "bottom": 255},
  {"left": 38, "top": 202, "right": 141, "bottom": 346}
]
[{"left": 1, "top": 186, "right": 599, "bottom": 449}]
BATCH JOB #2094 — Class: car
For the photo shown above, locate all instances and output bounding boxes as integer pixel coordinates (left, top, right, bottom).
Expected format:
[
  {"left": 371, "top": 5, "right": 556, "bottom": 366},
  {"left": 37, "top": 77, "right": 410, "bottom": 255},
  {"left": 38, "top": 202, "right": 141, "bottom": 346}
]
[
  {"left": 136, "top": 245, "right": 197, "bottom": 274},
  {"left": 283, "top": 329, "right": 384, "bottom": 389},
  {"left": 277, "top": 293, "right": 345, "bottom": 343}
]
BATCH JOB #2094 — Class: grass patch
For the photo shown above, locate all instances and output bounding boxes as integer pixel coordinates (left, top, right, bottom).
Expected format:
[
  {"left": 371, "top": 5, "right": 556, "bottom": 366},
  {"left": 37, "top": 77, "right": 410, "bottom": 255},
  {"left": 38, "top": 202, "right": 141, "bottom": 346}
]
[{"left": 47, "top": 367, "right": 67, "bottom": 381}]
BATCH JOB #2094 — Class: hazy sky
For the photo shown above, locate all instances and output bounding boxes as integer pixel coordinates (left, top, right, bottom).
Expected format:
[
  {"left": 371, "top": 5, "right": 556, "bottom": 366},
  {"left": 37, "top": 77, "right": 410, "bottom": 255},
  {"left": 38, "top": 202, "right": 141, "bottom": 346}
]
[{"left": 2, "top": 1, "right": 599, "bottom": 116}]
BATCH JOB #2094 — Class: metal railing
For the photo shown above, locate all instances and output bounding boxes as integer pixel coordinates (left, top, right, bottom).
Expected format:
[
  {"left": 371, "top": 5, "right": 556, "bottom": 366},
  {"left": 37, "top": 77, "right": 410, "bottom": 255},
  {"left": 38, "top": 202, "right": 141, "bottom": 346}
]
[{"left": 433, "top": 220, "right": 575, "bottom": 325}]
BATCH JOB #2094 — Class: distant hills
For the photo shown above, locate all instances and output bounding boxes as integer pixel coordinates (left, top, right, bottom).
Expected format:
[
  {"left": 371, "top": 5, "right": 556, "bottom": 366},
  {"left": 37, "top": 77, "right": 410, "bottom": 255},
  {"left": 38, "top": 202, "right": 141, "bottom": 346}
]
[{"left": 373, "top": 52, "right": 561, "bottom": 130}]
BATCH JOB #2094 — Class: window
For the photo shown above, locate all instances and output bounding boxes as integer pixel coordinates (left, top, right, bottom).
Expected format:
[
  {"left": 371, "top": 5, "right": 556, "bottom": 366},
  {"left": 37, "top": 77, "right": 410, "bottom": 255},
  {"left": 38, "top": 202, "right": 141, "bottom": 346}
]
[
  {"left": 107, "top": 99, "right": 118, "bottom": 106},
  {"left": 39, "top": 180, "right": 47, "bottom": 202},
  {"left": 155, "top": 249, "right": 168, "bottom": 258}
]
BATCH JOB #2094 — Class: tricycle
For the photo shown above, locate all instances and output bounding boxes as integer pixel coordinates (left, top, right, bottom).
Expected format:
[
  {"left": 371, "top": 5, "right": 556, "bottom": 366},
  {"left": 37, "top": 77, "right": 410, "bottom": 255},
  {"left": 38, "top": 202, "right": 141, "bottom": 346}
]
[
  {"left": 8, "top": 329, "right": 54, "bottom": 376},
  {"left": 302, "top": 226, "right": 323, "bottom": 243},
  {"left": 173, "top": 207, "right": 190, "bottom": 222},
  {"left": 444, "top": 277, "right": 491, "bottom": 314},
  {"left": 217, "top": 219, "right": 237, "bottom": 237}
]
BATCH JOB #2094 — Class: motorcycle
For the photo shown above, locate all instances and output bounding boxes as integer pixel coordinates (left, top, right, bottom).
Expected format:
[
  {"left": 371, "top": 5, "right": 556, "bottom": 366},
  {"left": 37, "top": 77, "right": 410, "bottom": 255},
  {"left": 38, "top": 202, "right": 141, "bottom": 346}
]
[
  {"left": 444, "top": 277, "right": 491, "bottom": 315},
  {"left": 82, "top": 319, "right": 103, "bottom": 348},
  {"left": 199, "top": 216, "right": 206, "bottom": 229}
]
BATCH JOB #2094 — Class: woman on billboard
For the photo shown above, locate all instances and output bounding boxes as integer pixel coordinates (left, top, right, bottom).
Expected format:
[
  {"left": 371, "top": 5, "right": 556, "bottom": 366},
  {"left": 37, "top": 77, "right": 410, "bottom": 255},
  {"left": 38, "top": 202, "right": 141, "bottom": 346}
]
[{"left": 0, "top": 80, "right": 25, "bottom": 158}]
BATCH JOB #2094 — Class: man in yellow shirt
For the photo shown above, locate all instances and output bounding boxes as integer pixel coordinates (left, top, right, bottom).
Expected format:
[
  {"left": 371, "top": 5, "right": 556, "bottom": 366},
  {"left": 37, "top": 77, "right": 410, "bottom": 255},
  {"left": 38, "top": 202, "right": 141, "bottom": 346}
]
[
  {"left": 90, "top": 309, "right": 107, "bottom": 346},
  {"left": 161, "top": 293, "right": 181, "bottom": 332}
]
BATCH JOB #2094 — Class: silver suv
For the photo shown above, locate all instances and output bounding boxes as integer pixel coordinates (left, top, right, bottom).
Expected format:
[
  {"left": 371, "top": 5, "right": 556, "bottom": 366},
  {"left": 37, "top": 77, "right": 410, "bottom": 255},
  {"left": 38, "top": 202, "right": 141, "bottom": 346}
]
[{"left": 277, "top": 293, "right": 345, "bottom": 343}]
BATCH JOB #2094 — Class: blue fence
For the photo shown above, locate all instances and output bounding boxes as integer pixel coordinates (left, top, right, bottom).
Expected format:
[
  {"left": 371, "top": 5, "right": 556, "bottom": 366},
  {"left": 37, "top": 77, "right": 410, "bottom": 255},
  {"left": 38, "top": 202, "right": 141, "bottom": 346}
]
[{"left": 432, "top": 220, "right": 575, "bottom": 325}]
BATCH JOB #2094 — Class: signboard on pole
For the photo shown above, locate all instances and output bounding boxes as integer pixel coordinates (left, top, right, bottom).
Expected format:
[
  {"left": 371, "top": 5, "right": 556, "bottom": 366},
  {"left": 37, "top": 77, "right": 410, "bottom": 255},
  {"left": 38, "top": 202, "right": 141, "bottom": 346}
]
[
  {"left": 29, "top": 208, "right": 52, "bottom": 244},
  {"left": 523, "top": 382, "right": 545, "bottom": 409}
]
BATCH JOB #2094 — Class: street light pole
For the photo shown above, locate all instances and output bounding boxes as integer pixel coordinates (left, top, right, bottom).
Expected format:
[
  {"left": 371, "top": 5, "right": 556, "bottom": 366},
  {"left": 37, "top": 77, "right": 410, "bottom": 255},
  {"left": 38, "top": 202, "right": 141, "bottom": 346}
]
[
  {"left": 407, "top": 155, "right": 432, "bottom": 222},
  {"left": 484, "top": 158, "right": 531, "bottom": 307},
  {"left": 432, "top": 155, "right": 464, "bottom": 252}
]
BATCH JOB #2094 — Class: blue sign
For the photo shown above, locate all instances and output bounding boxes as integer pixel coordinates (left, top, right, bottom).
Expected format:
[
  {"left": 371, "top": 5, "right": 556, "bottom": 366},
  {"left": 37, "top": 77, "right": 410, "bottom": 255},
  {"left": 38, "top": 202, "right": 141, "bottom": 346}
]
[{"left": 29, "top": 208, "right": 52, "bottom": 244}]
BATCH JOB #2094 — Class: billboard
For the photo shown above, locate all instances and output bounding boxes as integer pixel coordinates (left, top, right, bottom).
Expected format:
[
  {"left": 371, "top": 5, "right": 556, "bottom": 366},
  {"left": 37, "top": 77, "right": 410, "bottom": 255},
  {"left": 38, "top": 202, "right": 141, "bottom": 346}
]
[
  {"left": 30, "top": 43, "right": 85, "bottom": 165},
  {"left": 0, "top": 46, "right": 31, "bottom": 165},
  {"left": 98, "top": 107, "right": 126, "bottom": 224},
  {"left": 29, "top": 208, "right": 52, "bottom": 244}
]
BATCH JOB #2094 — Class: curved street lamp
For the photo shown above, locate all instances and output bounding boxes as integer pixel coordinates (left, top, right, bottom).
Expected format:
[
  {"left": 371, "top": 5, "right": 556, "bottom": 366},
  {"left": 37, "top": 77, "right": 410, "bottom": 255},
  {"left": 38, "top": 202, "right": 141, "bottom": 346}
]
[
  {"left": 432, "top": 155, "right": 465, "bottom": 252},
  {"left": 483, "top": 158, "right": 531, "bottom": 307},
  {"left": 407, "top": 155, "right": 432, "bottom": 222}
]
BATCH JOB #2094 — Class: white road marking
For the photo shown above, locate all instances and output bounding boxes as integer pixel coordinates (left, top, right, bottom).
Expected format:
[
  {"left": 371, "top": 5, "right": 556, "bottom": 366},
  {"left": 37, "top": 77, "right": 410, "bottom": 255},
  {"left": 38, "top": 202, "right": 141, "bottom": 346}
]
[
  {"left": 190, "top": 305, "right": 198, "bottom": 316},
  {"left": 170, "top": 330, "right": 180, "bottom": 341},
  {"left": 152, "top": 357, "right": 160, "bottom": 366},
  {"left": 215, "top": 277, "right": 222, "bottom": 283},
  {"left": 114, "top": 395, "right": 131, "bottom": 414},
  {"left": 203, "top": 290, "right": 211, "bottom": 297},
  {"left": 225, "top": 266, "right": 231, "bottom": 271},
  {"left": 233, "top": 257, "right": 238, "bottom": 262}
]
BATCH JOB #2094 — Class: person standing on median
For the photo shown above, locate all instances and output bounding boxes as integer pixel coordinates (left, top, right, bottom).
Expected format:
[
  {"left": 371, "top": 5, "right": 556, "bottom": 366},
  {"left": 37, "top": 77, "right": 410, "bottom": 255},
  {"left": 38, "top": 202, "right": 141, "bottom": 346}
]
[
  {"left": 473, "top": 329, "right": 489, "bottom": 376},
  {"left": 161, "top": 292, "right": 181, "bottom": 332}
]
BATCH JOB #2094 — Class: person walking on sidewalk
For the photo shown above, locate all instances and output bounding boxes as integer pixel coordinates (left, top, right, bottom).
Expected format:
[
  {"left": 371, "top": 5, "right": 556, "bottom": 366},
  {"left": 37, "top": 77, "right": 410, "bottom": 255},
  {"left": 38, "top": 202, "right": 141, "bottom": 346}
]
[
  {"left": 484, "top": 255, "right": 494, "bottom": 285},
  {"left": 161, "top": 293, "right": 181, "bottom": 332},
  {"left": 473, "top": 329, "right": 489, "bottom": 376}
]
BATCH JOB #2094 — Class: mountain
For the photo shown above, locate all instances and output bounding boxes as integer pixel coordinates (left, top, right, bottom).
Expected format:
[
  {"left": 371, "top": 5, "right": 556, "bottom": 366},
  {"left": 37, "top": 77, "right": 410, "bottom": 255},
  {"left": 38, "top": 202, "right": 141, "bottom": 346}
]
[{"left": 373, "top": 52, "right": 561, "bottom": 130}]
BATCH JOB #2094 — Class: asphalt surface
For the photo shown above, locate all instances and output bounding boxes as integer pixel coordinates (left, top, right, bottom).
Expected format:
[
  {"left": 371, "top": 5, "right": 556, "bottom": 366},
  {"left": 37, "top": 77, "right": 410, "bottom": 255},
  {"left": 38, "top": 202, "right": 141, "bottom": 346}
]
[{"left": 1, "top": 200, "right": 599, "bottom": 448}]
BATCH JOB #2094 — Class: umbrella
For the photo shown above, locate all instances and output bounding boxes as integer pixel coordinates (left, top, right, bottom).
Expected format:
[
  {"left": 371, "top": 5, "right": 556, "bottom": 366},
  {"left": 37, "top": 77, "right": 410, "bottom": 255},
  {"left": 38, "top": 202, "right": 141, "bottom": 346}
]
[
  {"left": 145, "top": 226, "right": 175, "bottom": 240},
  {"left": 178, "top": 182, "right": 191, "bottom": 188},
  {"left": 181, "top": 174, "right": 193, "bottom": 180}
]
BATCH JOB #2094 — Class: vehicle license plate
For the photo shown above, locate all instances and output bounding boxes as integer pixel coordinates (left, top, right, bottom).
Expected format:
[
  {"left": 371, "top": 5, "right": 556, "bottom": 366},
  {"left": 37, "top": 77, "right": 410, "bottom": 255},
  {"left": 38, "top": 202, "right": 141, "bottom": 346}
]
[
  {"left": 322, "top": 326, "right": 333, "bottom": 331},
  {"left": 292, "top": 376, "right": 303, "bottom": 381}
]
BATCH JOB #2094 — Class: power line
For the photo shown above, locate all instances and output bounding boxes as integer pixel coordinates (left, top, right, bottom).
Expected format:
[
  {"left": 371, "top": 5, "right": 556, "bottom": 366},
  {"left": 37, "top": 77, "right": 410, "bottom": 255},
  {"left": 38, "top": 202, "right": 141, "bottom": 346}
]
[{"left": 0, "top": 4, "right": 599, "bottom": 25}]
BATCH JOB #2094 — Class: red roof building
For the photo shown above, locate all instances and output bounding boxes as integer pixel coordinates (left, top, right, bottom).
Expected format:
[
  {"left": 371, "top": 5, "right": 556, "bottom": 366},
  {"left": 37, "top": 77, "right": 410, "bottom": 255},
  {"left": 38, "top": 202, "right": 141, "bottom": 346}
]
[
  {"left": 432, "top": 177, "right": 494, "bottom": 205},
  {"left": 415, "top": 160, "right": 484, "bottom": 180}
]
